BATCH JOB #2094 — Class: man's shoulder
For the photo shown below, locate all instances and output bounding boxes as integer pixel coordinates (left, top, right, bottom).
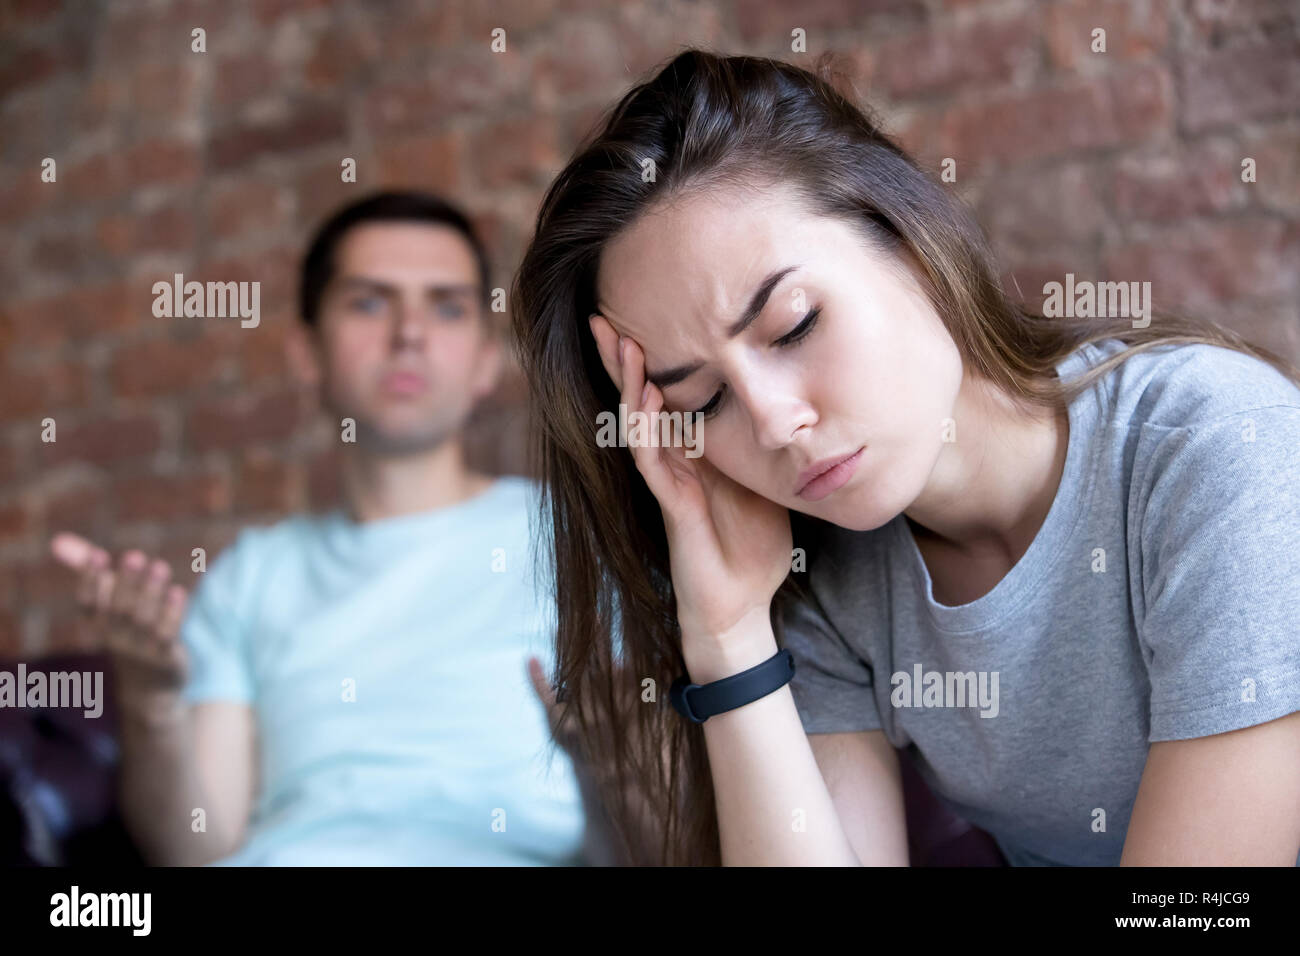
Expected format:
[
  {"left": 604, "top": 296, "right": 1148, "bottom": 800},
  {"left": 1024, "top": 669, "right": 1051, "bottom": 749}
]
[{"left": 204, "top": 513, "right": 327, "bottom": 581}]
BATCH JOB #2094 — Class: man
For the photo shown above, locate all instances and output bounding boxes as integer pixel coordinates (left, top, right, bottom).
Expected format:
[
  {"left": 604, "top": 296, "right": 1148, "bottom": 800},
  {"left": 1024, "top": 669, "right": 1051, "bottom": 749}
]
[{"left": 51, "top": 191, "right": 609, "bottom": 866}]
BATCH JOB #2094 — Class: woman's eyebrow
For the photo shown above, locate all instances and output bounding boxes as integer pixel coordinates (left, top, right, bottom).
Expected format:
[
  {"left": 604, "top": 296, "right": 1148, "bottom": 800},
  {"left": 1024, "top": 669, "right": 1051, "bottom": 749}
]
[{"left": 644, "top": 264, "right": 803, "bottom": 390}]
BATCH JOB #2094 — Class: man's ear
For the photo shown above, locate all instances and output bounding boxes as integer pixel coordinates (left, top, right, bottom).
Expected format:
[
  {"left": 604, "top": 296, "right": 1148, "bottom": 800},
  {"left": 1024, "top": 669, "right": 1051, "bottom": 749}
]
[
  {"left": 469, "top": 329, "right": 504, "bottom": 402},
  {"left": 285, "top": 321, "right": 323, "bottom": 388}
]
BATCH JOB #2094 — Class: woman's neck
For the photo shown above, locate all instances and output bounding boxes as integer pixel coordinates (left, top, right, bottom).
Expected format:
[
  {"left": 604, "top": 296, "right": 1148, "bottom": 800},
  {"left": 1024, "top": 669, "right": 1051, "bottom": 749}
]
[{"left": 903, "top": 372, "right": 1070, "bottom": 565}]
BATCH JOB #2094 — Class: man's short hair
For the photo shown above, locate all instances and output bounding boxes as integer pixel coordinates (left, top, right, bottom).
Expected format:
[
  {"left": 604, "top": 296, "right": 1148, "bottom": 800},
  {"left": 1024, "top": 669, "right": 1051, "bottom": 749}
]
[{"left": 299, "top": 190, "right": 493, "bottom": 327}]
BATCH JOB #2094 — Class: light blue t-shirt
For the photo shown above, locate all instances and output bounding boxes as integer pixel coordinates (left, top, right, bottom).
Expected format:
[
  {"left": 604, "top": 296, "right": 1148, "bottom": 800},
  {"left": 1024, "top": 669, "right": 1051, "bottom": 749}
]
[
  {"left": 179, "top": 475, "right": 586, "bottom": 866},
  {"left": 779, "top": 339, "right": 1300, "bottom": 866}
]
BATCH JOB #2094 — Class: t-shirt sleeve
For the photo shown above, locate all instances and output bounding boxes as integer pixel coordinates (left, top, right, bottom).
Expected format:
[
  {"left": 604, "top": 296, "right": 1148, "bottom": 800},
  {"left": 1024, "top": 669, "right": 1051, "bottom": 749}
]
[
  {"left": 776, "top": 583, "right": 883, "bottom": 735},
  {"left": 1137, "top": 406, "right": 1300, "bottom": 742},
  {"left": 180, "top": 532, "right": 257, "bottom": 705}
]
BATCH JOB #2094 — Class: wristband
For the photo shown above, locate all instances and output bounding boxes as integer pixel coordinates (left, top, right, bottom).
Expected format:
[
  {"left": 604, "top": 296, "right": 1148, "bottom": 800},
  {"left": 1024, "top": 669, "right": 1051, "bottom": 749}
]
[{"left": 669, "top": 648, "right": 795, "bottom": 723}]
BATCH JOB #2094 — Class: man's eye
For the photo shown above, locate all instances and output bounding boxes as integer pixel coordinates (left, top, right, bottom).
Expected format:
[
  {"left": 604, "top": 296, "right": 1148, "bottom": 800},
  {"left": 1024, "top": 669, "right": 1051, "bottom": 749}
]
[
  {"left": 349, "top": 295, "right": 385, "bottom": 313},
  {"left": 436, "top": 299, "right": 467, "bottom": 318}
]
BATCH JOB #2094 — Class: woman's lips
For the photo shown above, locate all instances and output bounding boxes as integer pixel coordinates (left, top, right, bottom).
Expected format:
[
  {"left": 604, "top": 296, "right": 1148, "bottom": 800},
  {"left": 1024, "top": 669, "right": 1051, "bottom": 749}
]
[{"left": 796, "top": 446, "right": 865, "bottom": 501}]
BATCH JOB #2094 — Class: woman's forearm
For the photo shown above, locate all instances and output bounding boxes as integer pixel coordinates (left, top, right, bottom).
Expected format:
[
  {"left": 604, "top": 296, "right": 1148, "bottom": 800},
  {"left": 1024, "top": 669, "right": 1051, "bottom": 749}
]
[{"left": 683, "top": 611, "right": 862, "bottom": 866}]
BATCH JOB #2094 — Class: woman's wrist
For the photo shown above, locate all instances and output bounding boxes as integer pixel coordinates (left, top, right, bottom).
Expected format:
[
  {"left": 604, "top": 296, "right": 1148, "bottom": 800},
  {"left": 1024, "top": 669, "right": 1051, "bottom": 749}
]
[{"left": 680, "top": 607, "right": 778, "bottom": 684}]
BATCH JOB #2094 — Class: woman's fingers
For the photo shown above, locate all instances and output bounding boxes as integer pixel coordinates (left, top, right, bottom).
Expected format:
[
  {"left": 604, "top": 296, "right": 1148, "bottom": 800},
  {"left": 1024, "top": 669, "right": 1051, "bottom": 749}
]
[
  {"left": 620, "top": 339, "right": 682, "bottom": 514},
  {"left": 587, "top": 313, "right": 624, "bottom": 393}
]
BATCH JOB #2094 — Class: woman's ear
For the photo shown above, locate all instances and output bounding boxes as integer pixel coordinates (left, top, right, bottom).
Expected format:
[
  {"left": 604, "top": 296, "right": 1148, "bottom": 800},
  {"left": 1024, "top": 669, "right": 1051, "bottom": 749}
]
[
  {"left": 588, "top": 312, "right": 624, "bottom": 393},
  {"left": 285, "top": 321, "right": 323, "bottom": 388}
]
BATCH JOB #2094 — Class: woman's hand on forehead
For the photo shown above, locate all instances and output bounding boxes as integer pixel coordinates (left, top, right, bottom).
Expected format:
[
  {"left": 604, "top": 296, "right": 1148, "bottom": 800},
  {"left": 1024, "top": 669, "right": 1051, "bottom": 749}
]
[{"left": 589, "top": 311, "right": 645, "bottom": 395}]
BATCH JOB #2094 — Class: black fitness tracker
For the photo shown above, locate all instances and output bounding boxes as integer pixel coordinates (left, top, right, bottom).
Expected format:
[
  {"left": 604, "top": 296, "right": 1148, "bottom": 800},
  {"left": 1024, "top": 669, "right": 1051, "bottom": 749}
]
[{"left": 669, "top": 648, "right": 796, "bottom": 723}]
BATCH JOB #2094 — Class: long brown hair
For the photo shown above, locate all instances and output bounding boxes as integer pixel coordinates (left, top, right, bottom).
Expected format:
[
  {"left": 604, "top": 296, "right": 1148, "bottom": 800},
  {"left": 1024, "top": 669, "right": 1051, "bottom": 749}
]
[{"left": 509, "top": 48, "right": 1300, "bottom": 866}]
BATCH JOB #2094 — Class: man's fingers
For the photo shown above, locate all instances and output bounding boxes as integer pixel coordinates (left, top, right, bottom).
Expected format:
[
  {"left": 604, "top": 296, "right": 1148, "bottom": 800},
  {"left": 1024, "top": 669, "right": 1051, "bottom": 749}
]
[
  {"left": 133, "top": 559, "right": 172, "bottom": 628},
  {"left": 110, "top": 550, "right": 147, "bottom": 617},
  {"left": 155, "top": 585, "right": 188, "bottom": 644},
  {"left": 50, "top": 531, "right": 97, "bottom": 571},
  {"left": 75, "top": 546, "right": 109, "bottom": 608}
]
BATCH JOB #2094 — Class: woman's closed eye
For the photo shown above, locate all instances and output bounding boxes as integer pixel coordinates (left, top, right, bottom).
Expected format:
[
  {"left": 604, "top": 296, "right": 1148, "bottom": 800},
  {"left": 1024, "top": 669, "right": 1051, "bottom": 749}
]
[{"left": 690, "top": 307, "right": 822, "bottom": 419}]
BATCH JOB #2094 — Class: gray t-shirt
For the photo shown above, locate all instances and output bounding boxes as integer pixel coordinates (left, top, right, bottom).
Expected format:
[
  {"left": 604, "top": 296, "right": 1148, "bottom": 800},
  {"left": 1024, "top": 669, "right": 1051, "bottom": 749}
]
[{"left": 778, "top": 337, "right": 1300, "bottom": 866}]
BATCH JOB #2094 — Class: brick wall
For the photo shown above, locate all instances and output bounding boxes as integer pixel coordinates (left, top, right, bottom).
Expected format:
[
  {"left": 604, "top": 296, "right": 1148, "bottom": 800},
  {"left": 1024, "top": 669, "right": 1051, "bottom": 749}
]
[{"left": 1, "top": 0, "right": 1297, "bottom": 656}]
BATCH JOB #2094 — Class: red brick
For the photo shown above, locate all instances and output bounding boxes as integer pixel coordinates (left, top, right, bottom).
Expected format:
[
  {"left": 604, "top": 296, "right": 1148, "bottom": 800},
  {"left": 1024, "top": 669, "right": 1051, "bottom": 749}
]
[
  {"left": 468, "top": 116, "right": 562, "bottom": 190},
  {"left": 0, "top": 504, "right": 32, "bottom": 544},
  {"left": 1101, "top": 219, "right": 1300, "bottom": 311},
  {"left": 210, "top": 51, "right": 280, "bottom": 109},
  {"left": 5, "top": 281, "right": 139, "bottom": 348},
  {"left": 876, "top": 13, "right": 1036, "bottom": 98},
  {"left": 1045, "top": 0, "right": 1169, "bottom": 71},
  {"left": 0, "top": 359, "right": 90, "bottom": 424},
  {"left": 38, "top": 414, "right": 163, "bottom": 467},
  {"left": 303, "top": 21, "right": 377, "bottom": 91},
  {"left": 733, "top": 0, "right": 926, "bottom": 43},
  {"left": 532, "top": 18, "right": 628, "bottom": 104},
  {"left": 307, "top": 448, "right": 342, "bottom": 509},
  {"left": 0, "top": 609, "right": 20, "bottom": 659},
  {"left": 57, "top": 149, "right": 131, "bottom": 206},
  {"left": 2, "top": 0, "right": 64, "bottom": 26},
  {"left": 1001, "top": 256, "right": 1097, "bottom": 314},
  {"left": 1243, "top": 125, "right": 1300, "bottom": 214},
  {"left": 204, "top": 179, "right": 295, "bottom": 241},
  {"left": 121, "top": 137, "right": 203, "bottom": 188},
  {"left": 1111, "top": 140, "right": 1248, "bottom": 222},
  {"left": 127, "top": 59, "right": 202, "bottom": 126},
  {"left": 191, "top": 246, "right": 298, "bottom": 313},
  {"left": 127, "top": 200, "right": 199, "bottom": 257},
  {"left": 0, "top": 442, "right": 18, "bottom": 485},
  {"left": 1184, "top": 0, "right": 1299, "bottom": 48},
  {"left": 236, "top": 453, "right": 302, "bottom": 513},
  {"left": 103, "top": 0, "right": 236, "bottom": 59},
  {"left": 114, "top": 470, "right": 232, "bottom": 523},
  {"left": 14, "top": 555, "right": 78, "bottom": 605},
  {"left": 186, "top": 389, "right": 306, "bottom": 452},
  {"left": 612, "top": 2, "right": 727, "bottom": 82},
  {"left": 940, "top": 65, "right": 1172, "bottom": 170},
  {"left": 0, "top": 43, "right": 60, "bottom": 99},
  {"left": 108, "top": 334, "right": 229, "bottom": 399},
  {"left": 294, "top": 155, "right": 372, "bottom": 231},
  {"left": 209, "top": 104, "right": 348, "bottom": 172},
  {"left": 1180, "top": 34, "right": 1300, "bottom": 132},
  {"left": 38, "top": 478, "right": 104, "bottom": 536},
  {"left": 0, "top": 175, "right": 55, "bottom": 226},
  {"left": 44, "top": 609, "right": 93, "bottom": 655},
  {"left": 374, "top": 132, "right": 464, "bottom": 192},
  {"left": 979, "top": 163, "right": 1108, "bottom": 246},
  {"left": 366, "top": 48, "right": 529, "bottom": 133},
  {"left": 237, "top": 312, "right": 295, "bottom": 383}
]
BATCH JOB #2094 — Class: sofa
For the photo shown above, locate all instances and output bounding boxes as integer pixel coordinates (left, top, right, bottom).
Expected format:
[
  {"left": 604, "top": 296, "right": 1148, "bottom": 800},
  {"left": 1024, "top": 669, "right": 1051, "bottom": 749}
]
[{"left": 0, "top": 651, "right": 1006, "bottom": 866}]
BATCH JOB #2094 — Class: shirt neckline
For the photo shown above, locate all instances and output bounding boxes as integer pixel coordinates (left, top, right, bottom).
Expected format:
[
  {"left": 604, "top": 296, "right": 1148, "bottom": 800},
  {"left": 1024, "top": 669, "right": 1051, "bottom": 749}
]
[
  {"left": 323, "top": 476, "right": 515, "bottom": 549},
  {"left": 891, "top": 342, "right": 1107, "bottom": 633}
]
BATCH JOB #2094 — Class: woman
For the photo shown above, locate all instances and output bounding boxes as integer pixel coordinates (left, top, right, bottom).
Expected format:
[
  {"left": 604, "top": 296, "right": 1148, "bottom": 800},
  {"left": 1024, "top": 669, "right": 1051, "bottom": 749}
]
[{"left": 512, "top": 49, "right": 1300, "bottom": 866}]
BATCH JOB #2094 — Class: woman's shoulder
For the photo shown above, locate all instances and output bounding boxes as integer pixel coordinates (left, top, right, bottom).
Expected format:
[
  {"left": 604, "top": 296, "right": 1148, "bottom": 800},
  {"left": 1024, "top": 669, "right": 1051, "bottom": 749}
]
[{"left": 1073, "top": 337, "right": 1300, "bottom": 434}]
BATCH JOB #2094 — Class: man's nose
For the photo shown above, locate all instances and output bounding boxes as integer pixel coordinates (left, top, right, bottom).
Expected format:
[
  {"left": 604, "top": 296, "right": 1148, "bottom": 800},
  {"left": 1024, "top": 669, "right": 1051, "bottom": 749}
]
[{"left": 390, "top": 302, "right": 427, "bottom": 348}]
